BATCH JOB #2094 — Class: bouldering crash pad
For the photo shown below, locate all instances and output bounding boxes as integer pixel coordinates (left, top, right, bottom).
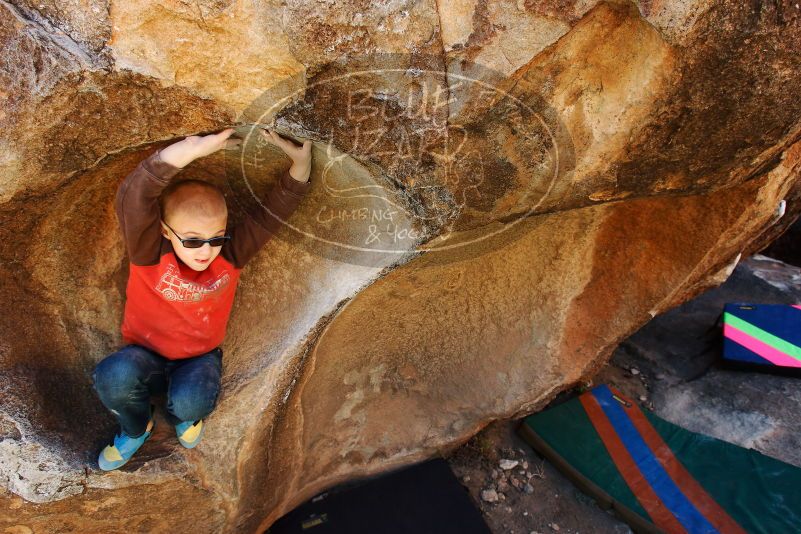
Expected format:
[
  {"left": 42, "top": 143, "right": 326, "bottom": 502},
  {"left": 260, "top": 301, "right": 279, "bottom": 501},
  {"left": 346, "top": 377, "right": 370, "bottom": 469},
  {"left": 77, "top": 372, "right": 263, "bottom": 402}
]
[{"left": 517, "top": 384, "right": 801, "bottom": 534}]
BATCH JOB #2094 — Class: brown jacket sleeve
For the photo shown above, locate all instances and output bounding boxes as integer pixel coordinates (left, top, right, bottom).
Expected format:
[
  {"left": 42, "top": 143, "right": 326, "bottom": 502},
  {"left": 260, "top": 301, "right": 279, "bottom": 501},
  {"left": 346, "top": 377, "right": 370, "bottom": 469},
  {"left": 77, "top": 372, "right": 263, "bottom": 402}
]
[
  {"left": 115, "top": 149, "right": 183, "bottom": 266},
  {"left": 222, "top": 168, "right": 312, "bottom": 269}
]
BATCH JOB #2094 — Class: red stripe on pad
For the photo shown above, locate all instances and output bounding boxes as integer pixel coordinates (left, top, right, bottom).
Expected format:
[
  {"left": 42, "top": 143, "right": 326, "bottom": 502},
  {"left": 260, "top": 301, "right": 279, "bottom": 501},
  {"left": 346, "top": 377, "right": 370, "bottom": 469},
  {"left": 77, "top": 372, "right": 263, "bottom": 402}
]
[{"left": 580, "top": 393, "right": 687, "bottom": 534}]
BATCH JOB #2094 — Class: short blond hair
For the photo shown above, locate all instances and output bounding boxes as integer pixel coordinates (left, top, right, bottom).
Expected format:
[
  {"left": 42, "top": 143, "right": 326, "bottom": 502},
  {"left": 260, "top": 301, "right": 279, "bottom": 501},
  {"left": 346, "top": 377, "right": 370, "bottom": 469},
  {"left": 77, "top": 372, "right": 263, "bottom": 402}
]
[{"left": 159, "top": 179, "right": 227, "bottom": 223}]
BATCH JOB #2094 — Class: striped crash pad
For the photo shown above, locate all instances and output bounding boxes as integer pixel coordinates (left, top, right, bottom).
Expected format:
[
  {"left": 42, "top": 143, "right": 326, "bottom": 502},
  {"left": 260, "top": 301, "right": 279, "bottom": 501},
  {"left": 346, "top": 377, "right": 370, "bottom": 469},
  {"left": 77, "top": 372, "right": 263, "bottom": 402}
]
[
  {"left": 518, "top": 384, "right": 801, "bottom": 534},
  {"left": 722, "top": 303, "right": 801, "bottom": 371}
]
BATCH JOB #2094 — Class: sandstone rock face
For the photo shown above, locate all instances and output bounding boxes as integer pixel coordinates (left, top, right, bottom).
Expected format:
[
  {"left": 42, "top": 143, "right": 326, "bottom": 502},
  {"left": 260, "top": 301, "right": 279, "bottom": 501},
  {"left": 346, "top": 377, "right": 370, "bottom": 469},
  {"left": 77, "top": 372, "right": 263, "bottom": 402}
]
[{"left": 1, "top": 1, "right": 800, "bottom": 532}]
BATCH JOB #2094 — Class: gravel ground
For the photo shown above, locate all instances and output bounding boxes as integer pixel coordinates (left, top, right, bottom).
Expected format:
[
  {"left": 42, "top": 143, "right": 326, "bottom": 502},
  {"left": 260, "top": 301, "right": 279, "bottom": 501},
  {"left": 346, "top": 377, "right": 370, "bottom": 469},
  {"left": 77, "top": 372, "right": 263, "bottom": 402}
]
[{"left": 445, "top": 362, "right": 640, "bottom": 534}]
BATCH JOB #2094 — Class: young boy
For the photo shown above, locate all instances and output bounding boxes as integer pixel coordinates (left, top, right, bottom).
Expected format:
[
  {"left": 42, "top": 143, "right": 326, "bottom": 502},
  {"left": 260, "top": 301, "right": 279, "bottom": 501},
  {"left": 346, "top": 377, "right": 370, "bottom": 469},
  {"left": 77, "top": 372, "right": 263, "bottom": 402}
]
[{"left": 92, "top": 128, "right": 312, "bottom": 471}]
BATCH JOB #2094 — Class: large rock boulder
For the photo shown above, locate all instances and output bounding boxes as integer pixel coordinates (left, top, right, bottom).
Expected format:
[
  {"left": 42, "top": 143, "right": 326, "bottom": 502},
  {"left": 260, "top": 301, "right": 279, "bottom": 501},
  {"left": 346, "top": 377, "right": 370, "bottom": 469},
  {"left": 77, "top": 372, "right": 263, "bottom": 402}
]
[{"left": 1, "top": 1, "right": 800, "bottom": 532}]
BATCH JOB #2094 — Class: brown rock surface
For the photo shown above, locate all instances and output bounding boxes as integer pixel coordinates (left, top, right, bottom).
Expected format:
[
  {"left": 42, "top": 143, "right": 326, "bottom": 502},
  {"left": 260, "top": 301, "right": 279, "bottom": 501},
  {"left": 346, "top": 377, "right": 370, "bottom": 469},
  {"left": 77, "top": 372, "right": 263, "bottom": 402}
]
[{"left": 1, "top": 1, "right": 800, "bottom": 532}]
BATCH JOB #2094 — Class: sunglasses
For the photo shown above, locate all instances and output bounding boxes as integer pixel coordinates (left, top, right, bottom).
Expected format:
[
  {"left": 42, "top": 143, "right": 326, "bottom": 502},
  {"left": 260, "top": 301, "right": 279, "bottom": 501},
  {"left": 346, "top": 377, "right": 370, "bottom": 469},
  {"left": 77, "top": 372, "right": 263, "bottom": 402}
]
[{"left": 162, "top": 220, "right": 231, "bottom": 248}]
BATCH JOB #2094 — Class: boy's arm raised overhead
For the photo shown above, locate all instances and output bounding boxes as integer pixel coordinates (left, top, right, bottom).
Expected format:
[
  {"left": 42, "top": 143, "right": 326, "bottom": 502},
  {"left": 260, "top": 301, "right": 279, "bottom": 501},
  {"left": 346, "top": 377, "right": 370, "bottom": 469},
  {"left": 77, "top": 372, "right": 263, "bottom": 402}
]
[
  {"left": 224, "top": 166, "right": 312, "bottom": 269},
  {"left": 114, "top": 149, "right": 183, "bottom": 266},
  {"left": 115, "top": 129, "right": 239, "bottom": 266},
  {"left": 224, "top": 129, "right": 313, "bottom": 269}
]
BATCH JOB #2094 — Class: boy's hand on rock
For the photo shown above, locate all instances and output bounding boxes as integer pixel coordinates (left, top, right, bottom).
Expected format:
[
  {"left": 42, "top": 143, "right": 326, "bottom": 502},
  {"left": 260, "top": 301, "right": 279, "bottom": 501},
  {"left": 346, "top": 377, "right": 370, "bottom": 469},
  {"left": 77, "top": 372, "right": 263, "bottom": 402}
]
[
  {"left": 160, "top": 128, "right": 242, "bottom": 168},
  {"left": 260, "top": 128, "right": 312, "bottom": 183}
]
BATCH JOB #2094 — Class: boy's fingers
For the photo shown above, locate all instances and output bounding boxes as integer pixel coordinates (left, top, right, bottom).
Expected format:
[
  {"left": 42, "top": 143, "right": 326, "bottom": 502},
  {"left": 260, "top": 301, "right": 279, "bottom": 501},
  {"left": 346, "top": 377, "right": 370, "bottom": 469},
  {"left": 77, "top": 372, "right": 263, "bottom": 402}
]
[
  {"left": 268, "top": 129, "right": 286, "bottom": 144},
  {"left": 268, "top": 129, "right": 293, "bottom": 144},
  {"left": 259, "top": 129, "right": 275, "bottom": 145},
  {"left": 260, "top": 129, "right": 308, "bottom": 155},
  {"left": 263, "top": 129, "right": 293, "bottom": 151}
]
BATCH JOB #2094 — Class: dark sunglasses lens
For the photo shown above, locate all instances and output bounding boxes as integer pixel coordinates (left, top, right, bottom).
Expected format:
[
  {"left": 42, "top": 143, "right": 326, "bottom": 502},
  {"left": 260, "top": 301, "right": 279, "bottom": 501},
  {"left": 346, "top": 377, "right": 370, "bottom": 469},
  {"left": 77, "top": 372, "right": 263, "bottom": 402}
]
[{"left": 181, "top": 236, "right": 229, "bottom": 248}]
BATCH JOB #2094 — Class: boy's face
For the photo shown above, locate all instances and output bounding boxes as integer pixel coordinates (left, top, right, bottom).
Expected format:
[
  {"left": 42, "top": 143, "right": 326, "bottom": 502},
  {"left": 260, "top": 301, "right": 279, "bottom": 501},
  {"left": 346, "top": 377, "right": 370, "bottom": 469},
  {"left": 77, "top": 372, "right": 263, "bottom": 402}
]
[{"left": 160, "top": 211, "right": 228, "bottom": 272}]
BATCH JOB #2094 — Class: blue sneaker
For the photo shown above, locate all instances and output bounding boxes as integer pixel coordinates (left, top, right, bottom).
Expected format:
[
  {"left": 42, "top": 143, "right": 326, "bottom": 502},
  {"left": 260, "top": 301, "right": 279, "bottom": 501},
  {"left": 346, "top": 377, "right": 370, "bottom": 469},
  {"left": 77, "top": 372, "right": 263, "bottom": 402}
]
[
  {"left": 98, "top": 406, "right": 156, "bottom": 471},
  {"left": 175, "top": 419, "right": 205, "bottom": 448}
]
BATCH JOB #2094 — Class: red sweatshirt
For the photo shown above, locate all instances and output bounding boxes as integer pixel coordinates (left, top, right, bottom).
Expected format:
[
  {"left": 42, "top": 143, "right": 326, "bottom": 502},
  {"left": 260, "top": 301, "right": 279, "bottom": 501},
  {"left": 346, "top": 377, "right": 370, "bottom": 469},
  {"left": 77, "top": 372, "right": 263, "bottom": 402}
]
[{"left": 115, "top": 148, "right": 311, "bottom": 359}]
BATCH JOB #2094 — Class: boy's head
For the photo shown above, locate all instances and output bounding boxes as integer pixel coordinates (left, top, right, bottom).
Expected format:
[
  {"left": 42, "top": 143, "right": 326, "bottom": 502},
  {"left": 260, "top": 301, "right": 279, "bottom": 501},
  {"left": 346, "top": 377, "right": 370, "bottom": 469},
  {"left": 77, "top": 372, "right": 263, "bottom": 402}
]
[{"left": 159, "top": 179, "right": 228, "bottom": 272}]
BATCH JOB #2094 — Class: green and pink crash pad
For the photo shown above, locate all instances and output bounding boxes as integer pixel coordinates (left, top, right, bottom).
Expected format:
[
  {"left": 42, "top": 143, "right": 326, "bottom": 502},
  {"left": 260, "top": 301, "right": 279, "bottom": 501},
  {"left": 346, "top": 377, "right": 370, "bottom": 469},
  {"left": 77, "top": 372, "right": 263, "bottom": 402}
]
[
  {"left": 517, "top": 384, "right": 801, "bottom": 534},
  {"left": 721, "top": 303, "right": 801, "bottom": 376}
]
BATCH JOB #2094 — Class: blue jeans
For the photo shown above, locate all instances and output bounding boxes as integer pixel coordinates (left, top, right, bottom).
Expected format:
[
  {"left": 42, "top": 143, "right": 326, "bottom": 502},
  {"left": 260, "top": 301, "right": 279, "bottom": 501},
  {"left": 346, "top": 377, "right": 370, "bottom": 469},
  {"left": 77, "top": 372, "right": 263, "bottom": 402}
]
[{"left": 91, "top": 344, "right": 223, "bottom": 438}]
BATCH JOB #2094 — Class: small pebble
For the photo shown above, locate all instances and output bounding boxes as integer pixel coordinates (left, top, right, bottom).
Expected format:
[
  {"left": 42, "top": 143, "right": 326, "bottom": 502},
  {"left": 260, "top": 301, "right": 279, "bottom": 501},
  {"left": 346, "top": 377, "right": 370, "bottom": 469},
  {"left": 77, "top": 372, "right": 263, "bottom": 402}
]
[
  {"left": 639, "top": 395, "right": 647, "bottom": 401},
  {"left": 500, "top": 459, "right": 519, "bottom": 470},
  {"left": 630, "top": 368, "right": 640, "bottom": 375},
  {"left": 522, "top": 460, "right": 529, "bottom": 469},
  {"left": 550, "top": 523, "right": 560, "bottom": 531},
  {"left": 491, "top": 469, "right": 499, "bottom": 479},
  {"left": 481, "top": 488, "right": 499, "bottom": 503},
  {"left": 523, "top": 511, "right": 529, "bottom": 516},
  {"left": 463, "top": 475, "right": 471, "bottom": 482}
]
